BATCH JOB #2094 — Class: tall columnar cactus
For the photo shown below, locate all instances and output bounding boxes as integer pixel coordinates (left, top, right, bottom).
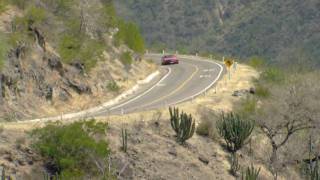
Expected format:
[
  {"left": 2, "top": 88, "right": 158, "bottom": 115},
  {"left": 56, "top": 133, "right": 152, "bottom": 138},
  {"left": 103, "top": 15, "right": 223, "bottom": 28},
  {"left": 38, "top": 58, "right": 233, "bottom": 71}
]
[
  {"left": 169, "top": 107, "right": 180, "bottom": 134},
  {"left": 121, "top": 128, "right": 128, "bottom": 153},
  {"left": 241, "top": 164, "right": 261, "bottom": 180},
  {"left": 217, "top": 112, "right": 255, "bottom": 153},
  {"left": 169, "top": 107, "right": 195, "bottom": 144}
]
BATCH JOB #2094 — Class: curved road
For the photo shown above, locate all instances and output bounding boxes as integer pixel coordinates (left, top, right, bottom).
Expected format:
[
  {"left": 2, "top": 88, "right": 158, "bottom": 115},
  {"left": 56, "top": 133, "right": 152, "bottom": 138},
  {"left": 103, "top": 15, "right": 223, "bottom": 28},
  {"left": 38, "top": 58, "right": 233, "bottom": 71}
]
[
  {"left": 23, "top": 54, "right": 224, "bottom": 122},
  {"left": 95, "top": 54, "right": 224, "bottom": 116}
]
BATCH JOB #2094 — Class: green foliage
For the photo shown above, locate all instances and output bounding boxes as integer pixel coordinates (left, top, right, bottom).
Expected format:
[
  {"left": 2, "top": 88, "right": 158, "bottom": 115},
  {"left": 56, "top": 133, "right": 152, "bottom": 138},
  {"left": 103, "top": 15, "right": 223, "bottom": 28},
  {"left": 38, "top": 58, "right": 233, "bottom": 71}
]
[
  {"left": 254, "top": 84, "right": 270, "bottom": 98},
  {"left": 196, "top": 109, "right": 219, "bottom": 140},
  {"left": 236, "top": 97, "right": 258, "bottom": 119},
  {"left": 25, "top": 6, "right": 47, "bottom": 26},
  {"left": 241, "top": 164, "right": 261, "bottom": 180},
  {"left": 248, "top": 56, "right": 265, "bottom": 70},
  {"left": 217, "top": 112, "right": 255, "bottom": 153},
  {"left": 58, "top": 34, "right": 105, "bottom": 71},
  {"left": 115, "top": 20, "right": 145, "bottom": 53},
  {"left": 169, "top": 107, "right": 196, "bottom": 144},
  {"left": 0, "top": 33, "right": 9, "bottom": 71},
  {"left": 260, "top": 67, "right": 285, "bottom": 84},
  {"left": 121, "top": 128, "right": 128, "bottom": 153},
  {"left": 31, "top": 120, "right": 110, "bottom": 178},
  {"left": 120, "top": 51, "right": 133, "bottom": 66},
  {"left": 0, "top": 1, "right": 8, "bottom": 13},
  {"left": 106, "top": 81, "right": 120, "bottom": 92},
  {"left": 9, "top": 0, "right": 28, "bottom": 9}
]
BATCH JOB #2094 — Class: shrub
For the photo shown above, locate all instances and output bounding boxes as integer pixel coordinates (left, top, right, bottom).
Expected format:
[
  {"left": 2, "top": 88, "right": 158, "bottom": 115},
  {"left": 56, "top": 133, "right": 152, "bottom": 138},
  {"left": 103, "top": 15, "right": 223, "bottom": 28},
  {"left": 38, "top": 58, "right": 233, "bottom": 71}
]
[
  {"left": 254, "top": 84, "right": 270, "bottom": 98},
  {"left": 0, "top": 1, "right": 7, "bottom": 13},
  {"left": 260, "top": 67, "right": 285, "bottom": 84},
  {"left": 217, "top": 112, "right": 255, "bottom": 153},
  {"left": 235, "top": 97, "right": 258, "bottom": 118},
  {"left": 241, "top": 164, "right": 261, "bottom": 180},
  {"left": 247, "top": 56, "right": 265, "bottom": 70},
  {"left": 30, "top": 120, "right": 110, "bottom": 178},
  {"left": 58, "top": 34, "right": 105, "bottom": 71},
  {"left": 115, "top": 20, "right": 145, "bottom": 53},
  {"left": 25, "top": 6, "right": 47, "bottom": 26},
  {"left": 196, "top": 108, "right": 219, "bottom": 140},
  {"left": 0, "top": 33, "right": 9, "bottom": 70},
  {"left": 120, "top": 51, "right": 133, "bottom": 66},
  {"left": 106, "top": 81, "right": 120, "bottom": 92},
  {"left": 169, "top": 107, "right": 196, "bottom": 144}
]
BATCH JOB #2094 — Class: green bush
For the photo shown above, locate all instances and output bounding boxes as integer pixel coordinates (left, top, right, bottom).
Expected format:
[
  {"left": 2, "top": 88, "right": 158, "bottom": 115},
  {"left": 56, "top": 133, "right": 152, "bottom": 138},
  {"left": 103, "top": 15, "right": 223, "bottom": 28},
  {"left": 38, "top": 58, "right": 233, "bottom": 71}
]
[
  {"left": 235, "top": 97, "right": 258, "bottom": 118},
  {"left": 217, "top": 112, "right": 255, "bottom": 153},
  {"left": 58, "top": 34, "right": 105, "bottom": 71},
  {"left": 254, "top": 84, "right": 270, "bottom": 98},
  {"left": 115, "top": 20, "right": 145, "bottom": 53},
  {"left": 0, "top": 1, "right": 8, "bottom": 13},
  {"left": 0, "top": 33, "right": 9, "bottom": 70},
  {"left": 106, "top": 81, "right": 120, "bottom": 92},
  {"left": 247, "top": 56, "right": 265, "bottom": 70},
  {"left": 120, "top": 51, "right": 133, "bottom": 66},
  {"left": 30, "top": 120, "right": 111, "bottom": 178},
  {"left": 25, "top": 6, "right": 47, "bottom": 26},
  {"left": 9, "top": 0, "right": 28, "bottom": 9},
  {"left": 169, "top": 107, "right": 196, "bottom": 144},
  {"left": 260, "top": 67, "right": 285, "bottom": 84},
  {"left": 241, "top": 164, "right": 261, "bottom": 180}
]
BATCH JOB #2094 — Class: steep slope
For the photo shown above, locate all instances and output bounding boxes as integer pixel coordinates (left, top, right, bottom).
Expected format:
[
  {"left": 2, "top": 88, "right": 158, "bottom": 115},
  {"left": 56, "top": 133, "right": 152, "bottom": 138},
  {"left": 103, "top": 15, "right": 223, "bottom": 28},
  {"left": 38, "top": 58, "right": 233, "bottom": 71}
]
[
  {"left": 115, "top": 0, "right": 320, "bottom": 65},
  {"left": 0, "top": 1, "right": 156, "bottom": 120}
]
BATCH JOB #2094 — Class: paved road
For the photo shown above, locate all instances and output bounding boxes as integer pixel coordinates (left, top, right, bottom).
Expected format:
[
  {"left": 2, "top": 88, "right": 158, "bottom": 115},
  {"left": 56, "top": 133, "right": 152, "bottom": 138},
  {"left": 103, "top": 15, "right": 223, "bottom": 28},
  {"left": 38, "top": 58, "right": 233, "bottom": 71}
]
[
  {"left": 21, "top": 54, "right": 224, "bottom": 122},
  {"left": 95, "top": 54, "right": 224, "bottom": 116}
]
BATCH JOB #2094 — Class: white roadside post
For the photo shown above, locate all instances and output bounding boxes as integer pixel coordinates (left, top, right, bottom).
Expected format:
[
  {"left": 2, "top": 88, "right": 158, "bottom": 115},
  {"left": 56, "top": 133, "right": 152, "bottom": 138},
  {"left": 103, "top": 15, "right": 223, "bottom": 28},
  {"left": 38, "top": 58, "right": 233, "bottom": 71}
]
[
  {"left": 162, "top": 50, "right": 165, "bottom": 55},
  {"left": 175, "top": 50, "right": 178, "bottom": 55},
  {"left": 121, "top": 108, "right": 124, "bottom": 115}
]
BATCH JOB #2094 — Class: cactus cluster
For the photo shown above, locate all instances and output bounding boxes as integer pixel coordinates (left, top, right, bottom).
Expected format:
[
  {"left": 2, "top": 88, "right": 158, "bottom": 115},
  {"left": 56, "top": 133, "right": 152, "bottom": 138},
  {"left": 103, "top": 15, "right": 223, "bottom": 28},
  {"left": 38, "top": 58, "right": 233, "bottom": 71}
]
[
  {"left": 169, "top": 107, "right": 195, "bottom": 144},
  {"left": 217, "top": 112, "right": 254, "bottom": 153},
  {"left": 43, "top": 172, "right": 60, "bottom": 180},
  {"left": 241, "top": 164, "right": 261, "bottom": 180},
  {"left": 121, "top": 128, "right": 128, "bottom": 153}
]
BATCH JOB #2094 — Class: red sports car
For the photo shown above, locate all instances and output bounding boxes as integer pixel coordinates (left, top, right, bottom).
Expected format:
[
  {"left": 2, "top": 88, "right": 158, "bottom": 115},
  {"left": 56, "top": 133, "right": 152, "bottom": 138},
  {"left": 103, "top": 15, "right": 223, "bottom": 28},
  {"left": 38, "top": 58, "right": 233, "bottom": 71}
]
[{"left": 161, "top": 55, "right": 179, "bottom": 65}]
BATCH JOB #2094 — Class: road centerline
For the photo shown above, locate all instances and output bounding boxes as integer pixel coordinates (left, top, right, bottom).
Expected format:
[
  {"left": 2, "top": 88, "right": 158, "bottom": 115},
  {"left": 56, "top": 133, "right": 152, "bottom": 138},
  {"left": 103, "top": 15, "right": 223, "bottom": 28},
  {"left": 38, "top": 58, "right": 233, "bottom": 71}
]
[{"left": 137, "top": 64, "right": 199, "bottom": 108}]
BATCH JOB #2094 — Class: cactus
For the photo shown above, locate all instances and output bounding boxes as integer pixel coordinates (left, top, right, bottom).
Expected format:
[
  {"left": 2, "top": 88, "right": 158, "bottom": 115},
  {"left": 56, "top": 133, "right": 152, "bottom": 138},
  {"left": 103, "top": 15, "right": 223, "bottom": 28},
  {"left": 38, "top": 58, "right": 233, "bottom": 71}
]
[
  {"left": 43, "top": 172, "right": 60, "bottom": 180},
  {"left": 310, "top": 158, "right": 320, "bottom": 180},
  {"left": 230, "top": 153, "right": 240, "bottom": 176},
  {"left": 121, "top": 128, "right": 128, "bottom": 153},
  {"left": 241, "top": 164, "right": 261, "bottom": 180},
  {"left": 217, "top": 112, "right": 254, "bottom": 153},
  {"left": 169, "top": 107, "right": 195, "bottom": 144},
  {"left": 1, "top": 166, "right": 5, "bottom": 180},
  {"left": 169, "top": 107, "right": 180, "bottom": 134}
]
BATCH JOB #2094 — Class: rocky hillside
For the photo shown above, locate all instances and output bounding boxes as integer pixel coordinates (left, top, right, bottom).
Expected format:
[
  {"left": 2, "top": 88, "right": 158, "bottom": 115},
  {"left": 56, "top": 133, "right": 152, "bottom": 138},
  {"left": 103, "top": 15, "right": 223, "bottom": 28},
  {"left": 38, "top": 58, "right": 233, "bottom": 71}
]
[
  {"left": 0, "top": 0, "right": 155, "bottom": 121},
  {"left": 115, "top": 0, "right": 320, "bottom": 65}
]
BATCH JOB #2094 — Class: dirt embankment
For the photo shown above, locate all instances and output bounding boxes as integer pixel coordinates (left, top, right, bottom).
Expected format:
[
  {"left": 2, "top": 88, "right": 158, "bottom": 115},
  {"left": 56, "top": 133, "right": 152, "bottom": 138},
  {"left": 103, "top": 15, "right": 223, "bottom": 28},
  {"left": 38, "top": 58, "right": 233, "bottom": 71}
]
[{"left": 0, "top": 6, "right": 157, "bottom": 121}]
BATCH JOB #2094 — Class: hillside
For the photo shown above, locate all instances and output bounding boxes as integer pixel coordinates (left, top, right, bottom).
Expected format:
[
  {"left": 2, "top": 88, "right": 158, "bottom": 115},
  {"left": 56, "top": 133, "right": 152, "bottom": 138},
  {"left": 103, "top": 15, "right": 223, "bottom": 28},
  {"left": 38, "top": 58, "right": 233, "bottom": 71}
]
[
  {"left": 0, "top": 0, "right": 155, "bottom": 120},
  {"left": 115, "top": 0, "right": 320, "bottom": 65}
]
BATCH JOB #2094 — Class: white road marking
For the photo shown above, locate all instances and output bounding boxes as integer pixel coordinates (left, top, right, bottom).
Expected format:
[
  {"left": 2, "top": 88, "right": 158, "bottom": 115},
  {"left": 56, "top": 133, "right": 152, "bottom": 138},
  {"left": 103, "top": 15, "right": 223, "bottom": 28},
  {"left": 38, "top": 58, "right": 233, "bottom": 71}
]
[
  {"left": 109, "top": 67, "right": 172, "bottom": 110},
  {"left": 167, "top": 55, "right": 224, "bottom": 106},
  {"left": 203, "top": 69, "right": 215, "bottom": 72},
  {"left": 200, "top": 75, "right": 211, "bottom": 78}
]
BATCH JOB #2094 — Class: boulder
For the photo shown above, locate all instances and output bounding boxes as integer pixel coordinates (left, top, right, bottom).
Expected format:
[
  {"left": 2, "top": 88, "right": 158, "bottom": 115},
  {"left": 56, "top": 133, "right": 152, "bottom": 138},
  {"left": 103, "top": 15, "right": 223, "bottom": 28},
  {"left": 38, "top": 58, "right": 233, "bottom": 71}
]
[{"left": 65, "top": 78, "right": 92, "bottom": 94}]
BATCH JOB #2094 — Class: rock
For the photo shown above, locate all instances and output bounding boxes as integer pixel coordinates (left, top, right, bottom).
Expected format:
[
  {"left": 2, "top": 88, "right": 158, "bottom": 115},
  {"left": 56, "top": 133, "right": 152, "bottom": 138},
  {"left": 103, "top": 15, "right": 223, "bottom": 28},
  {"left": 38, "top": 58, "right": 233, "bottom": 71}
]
[
  {"left": 232, "top": 89, "right": 249, "bottom": 97},
  {"left": 168, "top": 148, "right": 177, "bottom": 157},
  {"left": 71, "top": 61, "right": 85, "bottom": 74},
  {"left": 198, "top": 155, "right": 209, "bottom": 165},
  {"left": 46, "top": 55, "right": 64, "bottom": 76},
  {"left": 249, "top": 87, "right": 256, "bottom": 94},
  {"left": 59, "top": 88, "right": 71, "bottom": 101},
  {"left": 65, "top": 78, "right": 91, "bottom": 94}
]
